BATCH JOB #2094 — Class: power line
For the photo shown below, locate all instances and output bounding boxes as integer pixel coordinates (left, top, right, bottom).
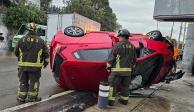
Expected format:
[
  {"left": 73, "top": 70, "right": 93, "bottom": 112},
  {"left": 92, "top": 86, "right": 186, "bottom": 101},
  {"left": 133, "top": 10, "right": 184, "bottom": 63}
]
[{"left": 182, "top": 22, "right": 187, "bottom": 44}]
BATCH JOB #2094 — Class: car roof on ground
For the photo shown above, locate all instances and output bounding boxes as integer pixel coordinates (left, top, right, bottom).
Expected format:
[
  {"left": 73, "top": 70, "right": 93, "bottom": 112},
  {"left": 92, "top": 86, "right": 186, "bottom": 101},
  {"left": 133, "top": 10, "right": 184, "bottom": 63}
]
[
  {"left": 54, "top": 31, "right": 115, "bottom": 44},
  {"left": 54, "top": 31, "right": 145, "bottom": 45}
]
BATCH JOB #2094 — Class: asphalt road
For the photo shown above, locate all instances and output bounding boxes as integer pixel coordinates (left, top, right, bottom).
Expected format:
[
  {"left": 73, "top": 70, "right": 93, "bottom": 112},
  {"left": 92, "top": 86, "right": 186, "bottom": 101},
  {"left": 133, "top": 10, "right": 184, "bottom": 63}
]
[{"left": 0, "top": 51, "right": 65, "bottom": 110}]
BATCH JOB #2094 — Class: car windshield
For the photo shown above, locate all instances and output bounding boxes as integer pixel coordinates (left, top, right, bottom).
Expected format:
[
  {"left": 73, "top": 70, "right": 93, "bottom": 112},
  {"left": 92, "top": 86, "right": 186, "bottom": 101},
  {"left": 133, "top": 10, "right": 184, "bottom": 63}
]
[
  {"left": 17, "top": 25, "right": 28, "bottom": 35},
  {"left": 74, "top": 49, "right": 112, "bottom": 61}
]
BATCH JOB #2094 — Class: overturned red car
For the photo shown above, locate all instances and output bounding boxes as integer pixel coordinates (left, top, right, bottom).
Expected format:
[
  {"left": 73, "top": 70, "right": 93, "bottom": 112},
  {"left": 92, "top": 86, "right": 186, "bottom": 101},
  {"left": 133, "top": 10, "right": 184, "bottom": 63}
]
[{"left": 50, "top": 26, "right": 184, "bottom": 92}]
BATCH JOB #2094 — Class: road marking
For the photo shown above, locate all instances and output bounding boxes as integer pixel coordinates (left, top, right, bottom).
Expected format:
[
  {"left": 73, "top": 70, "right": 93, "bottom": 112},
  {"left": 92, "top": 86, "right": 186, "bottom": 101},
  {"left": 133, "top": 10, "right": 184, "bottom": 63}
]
[{"left": 1, "top": 90, "right": 74, "bottom": 112}]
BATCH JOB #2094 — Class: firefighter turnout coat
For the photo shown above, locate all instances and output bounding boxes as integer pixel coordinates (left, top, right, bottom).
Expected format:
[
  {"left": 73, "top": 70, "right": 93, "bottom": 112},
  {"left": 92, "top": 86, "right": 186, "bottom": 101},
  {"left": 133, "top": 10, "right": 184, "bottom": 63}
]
[
  {"left": 14, "top": 33, "right": 49, "bottom": 71},
  {"left": 107, "top": 41, "right": 136, "bottom": 76}
]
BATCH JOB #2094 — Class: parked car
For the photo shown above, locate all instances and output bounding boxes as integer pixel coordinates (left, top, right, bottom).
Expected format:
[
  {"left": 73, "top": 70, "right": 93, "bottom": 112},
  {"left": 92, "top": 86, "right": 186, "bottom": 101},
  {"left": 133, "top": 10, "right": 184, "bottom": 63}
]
[
  {"left": 11, "top": 23, "right": 47, "bottom": 49},
  {"left": 0, "top": 33, "right": 4, "bottom": 41},
  {"left": 50, "top": 26, "right": 184, "bottom": 91}
]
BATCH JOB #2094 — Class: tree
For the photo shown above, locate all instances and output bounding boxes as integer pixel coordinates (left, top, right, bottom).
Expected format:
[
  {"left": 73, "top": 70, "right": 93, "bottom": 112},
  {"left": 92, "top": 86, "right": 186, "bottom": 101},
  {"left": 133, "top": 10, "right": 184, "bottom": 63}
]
[
  {"left": 0, "top": 0, "right": 11, "bottom": 7},
  {"left": 3, "top": 1, "right": 47, "bottom": 29},
  {"left": 40, "top": 0, "right": 52, "bottom": 12},
  {"left": 66, "top": 0, "right": 121, "bottom": 31},
  {"left": 48, "top": 5, "right": 64, "bottom": 13}
]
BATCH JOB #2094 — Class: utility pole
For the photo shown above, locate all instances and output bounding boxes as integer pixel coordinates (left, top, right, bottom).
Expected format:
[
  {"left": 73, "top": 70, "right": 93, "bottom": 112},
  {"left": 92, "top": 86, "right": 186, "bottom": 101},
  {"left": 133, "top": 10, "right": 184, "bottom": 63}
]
[
  {"left": 183, "top": 22, "right": 187, "bottom": 44},
  {"left": 178, "top": 22, "right": 183, "bottom": 48},
  {"left": 170, "top": 22, "right": 174, "bottom": 39},
  {"left": 157, "top": 21, "right": 159, "bottom": 30}
]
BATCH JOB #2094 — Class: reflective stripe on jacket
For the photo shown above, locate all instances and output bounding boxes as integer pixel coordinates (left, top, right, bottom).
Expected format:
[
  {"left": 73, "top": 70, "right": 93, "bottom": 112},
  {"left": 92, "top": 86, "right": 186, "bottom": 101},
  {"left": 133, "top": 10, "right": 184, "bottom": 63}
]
[{"left": 107, "top": 41, "right": 136, "bottom": 75}]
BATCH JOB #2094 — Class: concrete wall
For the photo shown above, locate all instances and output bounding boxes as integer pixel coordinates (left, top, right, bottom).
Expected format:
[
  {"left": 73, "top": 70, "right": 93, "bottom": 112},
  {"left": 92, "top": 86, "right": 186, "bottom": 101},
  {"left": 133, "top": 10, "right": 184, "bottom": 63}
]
[
  {"left": 72, "top": 13, "right": 101, "bottom": 32},
  {"left": 154, "top": 0, "right": 194, "bottom": 21},
  {"left": 47, "top": 14, "right": 73, "bottom": 41},
  {"left": 182, "top": 24, "right": 194, "bottom": 73}
]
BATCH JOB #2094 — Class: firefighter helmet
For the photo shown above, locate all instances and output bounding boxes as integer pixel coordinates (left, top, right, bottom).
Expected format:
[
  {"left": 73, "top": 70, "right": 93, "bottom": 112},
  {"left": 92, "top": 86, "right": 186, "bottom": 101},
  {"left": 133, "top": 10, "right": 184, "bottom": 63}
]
[
  {"left": 117, "top": 29, "right": 130, "bottom": 39},
  {"left": 26, "top": 22, "right": 37, "bottom": 32}
]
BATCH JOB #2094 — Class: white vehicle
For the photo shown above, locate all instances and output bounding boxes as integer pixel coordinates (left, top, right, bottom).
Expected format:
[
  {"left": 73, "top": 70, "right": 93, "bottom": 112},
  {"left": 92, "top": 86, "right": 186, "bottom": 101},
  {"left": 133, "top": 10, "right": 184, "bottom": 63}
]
[
  {"left": 0, "top": 24, "right": 8, "bottom": 50},
  {"left": 12, "top": 24, "right": 47, "bottom": 48}
]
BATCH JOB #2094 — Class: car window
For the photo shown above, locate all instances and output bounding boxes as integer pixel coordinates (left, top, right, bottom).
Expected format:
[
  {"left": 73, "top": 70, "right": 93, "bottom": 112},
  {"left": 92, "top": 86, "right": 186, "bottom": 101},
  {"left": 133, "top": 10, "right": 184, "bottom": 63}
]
[
  {"left": 17, "top": 25, "right": 28, "bottom": 35},
  {"left": 74, "top": 49, "right": 112, "bottom": 61},
  {"left": 139, "top": 48, "right": 155, "bottom": 58},
  {"left": 37, "top": 28, "right": 46, "bottom": 36}
]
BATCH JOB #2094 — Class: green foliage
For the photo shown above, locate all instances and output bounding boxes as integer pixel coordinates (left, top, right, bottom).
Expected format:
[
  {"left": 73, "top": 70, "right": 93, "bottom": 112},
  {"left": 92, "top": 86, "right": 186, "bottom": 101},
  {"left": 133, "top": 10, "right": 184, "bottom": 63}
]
[
  {"left": 3, "top": 1, "right": 47, "bottom": 29},
  {"left": 67, "top": 0, "right": 121, "bottom": 31},
  {"left": 48, "top": 5, "right": 64, "bottom": 13},
  {"left": 40, "top": 0, "right": 52, "bottom": 12},
  {"left": 0, "top": 6, "right": 7, "bottom": 13}
]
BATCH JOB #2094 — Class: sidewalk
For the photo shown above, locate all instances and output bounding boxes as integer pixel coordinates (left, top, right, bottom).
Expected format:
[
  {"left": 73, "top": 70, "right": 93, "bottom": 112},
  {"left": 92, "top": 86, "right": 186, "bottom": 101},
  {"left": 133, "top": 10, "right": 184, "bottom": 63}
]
[
  {"left": 0, "top": 50, "right": 14, "bottom": 59},
  {"left": 85, "top": 74, "right": 194, "bottom": 112}
]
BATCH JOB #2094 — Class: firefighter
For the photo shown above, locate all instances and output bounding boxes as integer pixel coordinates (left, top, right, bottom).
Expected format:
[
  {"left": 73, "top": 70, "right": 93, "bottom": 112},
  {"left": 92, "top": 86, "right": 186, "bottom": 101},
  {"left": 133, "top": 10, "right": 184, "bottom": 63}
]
[
  {"left": 14, "top": 22, "right": 49, "bottom": 103},
  {"left": 107, "top": 29, "right": 136, "bottom": 106},
  {"left": 174, "top": 47, "right": 180, "bottom": 61}
]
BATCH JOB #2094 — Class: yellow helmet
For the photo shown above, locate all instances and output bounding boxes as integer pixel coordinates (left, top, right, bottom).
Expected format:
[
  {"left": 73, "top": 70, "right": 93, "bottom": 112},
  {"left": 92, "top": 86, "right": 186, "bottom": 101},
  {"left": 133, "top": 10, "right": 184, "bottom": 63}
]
[{"left": 26, "top": 22, "right": 37, "bottom": 32}]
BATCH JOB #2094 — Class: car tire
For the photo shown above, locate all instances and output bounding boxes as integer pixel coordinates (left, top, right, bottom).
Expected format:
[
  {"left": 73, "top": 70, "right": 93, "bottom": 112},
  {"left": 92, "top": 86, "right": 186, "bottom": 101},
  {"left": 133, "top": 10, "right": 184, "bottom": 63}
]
[{"left": 64, "top": 26, "right": 85, "bottom": 37}]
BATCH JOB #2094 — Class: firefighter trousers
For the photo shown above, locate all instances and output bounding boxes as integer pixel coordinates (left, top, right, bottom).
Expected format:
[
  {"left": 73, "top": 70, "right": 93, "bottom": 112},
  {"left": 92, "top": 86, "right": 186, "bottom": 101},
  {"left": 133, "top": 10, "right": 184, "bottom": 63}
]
[
  {"left": 17, "top": 69, "right": 41, "bottom": 100},
  {"left": 108, "top": 73, "right": 131, "bottom": 102}
]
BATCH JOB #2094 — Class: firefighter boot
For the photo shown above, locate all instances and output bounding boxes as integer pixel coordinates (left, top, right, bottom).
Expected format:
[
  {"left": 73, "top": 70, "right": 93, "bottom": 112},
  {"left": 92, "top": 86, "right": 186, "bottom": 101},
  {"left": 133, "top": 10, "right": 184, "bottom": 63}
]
[
  {"left": 118, "top": 99, "right": 128, "bottom": 105},
  {"left": 27, "top": 97, "right": 42, "bottom": 102},
  {"left": 17, "top": 97, "right": 26, "bottom": 103},
  {"left": 108, "top": 100, "right": 115, "bottom": 106}
]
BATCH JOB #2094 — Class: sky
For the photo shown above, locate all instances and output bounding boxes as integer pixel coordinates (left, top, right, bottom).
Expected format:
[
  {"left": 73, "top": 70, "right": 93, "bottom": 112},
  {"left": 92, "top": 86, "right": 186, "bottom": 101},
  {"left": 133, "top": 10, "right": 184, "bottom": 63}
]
[{"left": 52, "top": 0, "right": 183, "bottom": 41}]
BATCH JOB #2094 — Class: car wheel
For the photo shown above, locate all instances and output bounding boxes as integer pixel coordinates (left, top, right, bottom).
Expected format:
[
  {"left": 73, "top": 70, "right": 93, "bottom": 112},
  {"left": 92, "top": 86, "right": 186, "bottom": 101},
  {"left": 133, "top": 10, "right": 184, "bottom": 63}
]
[{"left": 64, "top": 26, "right": 85, "bottom": 37}]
